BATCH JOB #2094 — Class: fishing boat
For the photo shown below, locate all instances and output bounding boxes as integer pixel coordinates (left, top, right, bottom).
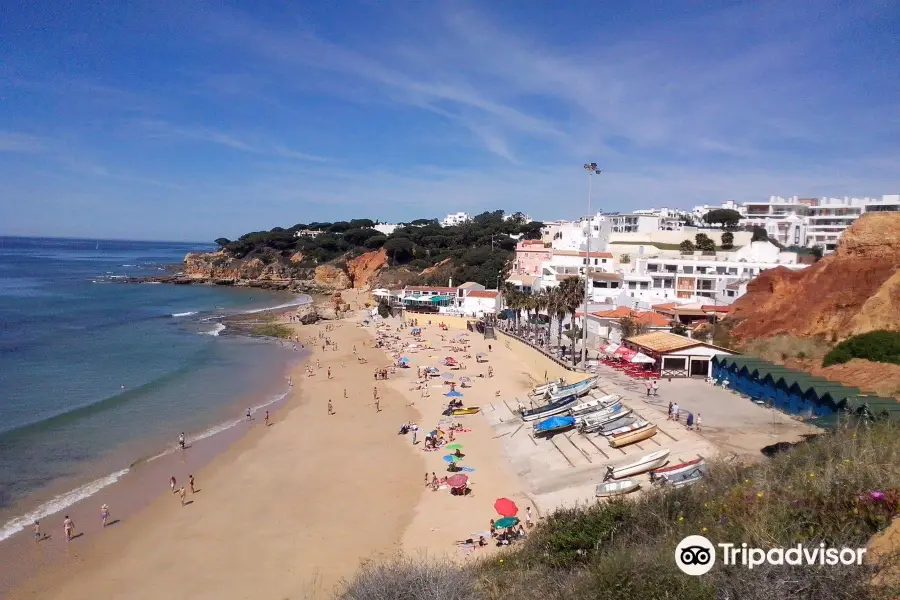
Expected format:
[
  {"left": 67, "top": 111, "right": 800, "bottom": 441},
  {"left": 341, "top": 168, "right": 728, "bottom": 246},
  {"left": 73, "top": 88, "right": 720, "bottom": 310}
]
[
  {"left": 608, "top": 424, "right": 658, "bottom": 448},
  {"left": 649, "top": 457, "right": 706, "bottom": 482},
  {"left": 530, "top": 378, "right": 563, "bottom": 396},
  {"left": 534, "top": 415, "right": 576, "bottom": 435},
  {"left": 545, "top": 376, "right": 598, "bottom": 401},
  {"left": 451, "top": 407, "right": 481, "bottom": 416},
  {"left": 599, "top": 419, "right": 650, "bottom": 437},
  {"left": 656, "top": 464, "right": 708, "bottom": 488},
  {"left": 570, "top": 393, "right": 622, "bottom": 416},
  {"left": 578, "top": 407, "right": 632, "bottom": 432},
  {"left": 604, "top": 449, "right": 670, "bottom": 480},
  {"left": 521, "top": 394, "right": 577, "bottom": 422},
  {"left": 596, "top": 415, "right": 638, "bottom": 434},
  {"left": 595, "top": 479, "right": 641, "bottom": 498},
  {"left": 573, "top": 398, "right": 623, "bottom": 422}
]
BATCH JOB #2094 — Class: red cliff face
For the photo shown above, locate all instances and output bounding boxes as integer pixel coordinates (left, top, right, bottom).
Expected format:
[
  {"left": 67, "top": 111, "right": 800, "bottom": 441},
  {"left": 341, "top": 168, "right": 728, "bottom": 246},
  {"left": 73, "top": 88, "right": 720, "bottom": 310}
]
[
  {"left": 728, "top": 212, "right": 900, "bottom": 342},
  {"left": 346, "top": 249, "right": 388, "bottom": 289}
]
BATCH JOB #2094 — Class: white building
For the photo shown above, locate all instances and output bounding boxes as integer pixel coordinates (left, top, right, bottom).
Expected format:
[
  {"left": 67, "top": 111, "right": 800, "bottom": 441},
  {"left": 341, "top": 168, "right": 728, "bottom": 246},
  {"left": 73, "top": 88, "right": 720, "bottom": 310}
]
[
  {"left": 373, "top": 223, "right": 399, "bottom": 236},
  {"left": 626, "top": 241, "right": 805, "bottom": 303},
  {"left": 459, "top": 290, "right": 501, "bottom": 316},
  {"left": 691, "top": 200, "right": 743, "bottom": 222},
  {"left": 604, "top": 208, "right": 691, "bottom": 233},
  {"left": 441, "top": 212, "right": 471, "bottom": 227},
  {"left": 541, "top": 213, "right": 612, "bottom": 251}
]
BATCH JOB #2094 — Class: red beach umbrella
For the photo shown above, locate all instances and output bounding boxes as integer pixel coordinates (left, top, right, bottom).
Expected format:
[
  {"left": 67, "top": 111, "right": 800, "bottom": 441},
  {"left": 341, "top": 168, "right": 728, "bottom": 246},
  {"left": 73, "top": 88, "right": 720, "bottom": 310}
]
[
  {"left": 446, "top": 474, "right": 468, "bottom": 488},
  {"left": 493, "top": 497, "right": 518, "bottom": 517}
]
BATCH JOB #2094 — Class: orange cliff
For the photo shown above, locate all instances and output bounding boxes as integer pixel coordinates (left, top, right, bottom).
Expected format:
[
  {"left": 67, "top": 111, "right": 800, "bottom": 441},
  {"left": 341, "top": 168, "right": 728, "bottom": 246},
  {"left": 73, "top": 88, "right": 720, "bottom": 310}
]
[{"left": 727, "top": 212, "right": 900, "bottom": 342}]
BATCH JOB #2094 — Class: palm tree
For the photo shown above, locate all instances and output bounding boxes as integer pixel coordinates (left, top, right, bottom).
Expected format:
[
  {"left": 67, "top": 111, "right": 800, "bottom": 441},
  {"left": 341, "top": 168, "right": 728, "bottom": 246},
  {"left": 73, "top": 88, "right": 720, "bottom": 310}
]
[
  {"left": 548, "top": 286, "right": 568, "bottom": 357},
  {"left": 558, "top": 276, "right": 585, "bottom": 366},
  {"left": 502, "top": 284, "right": 523, "bottom": 334},
  {"left": 522, "top": 291, "right": 536, "bottom": 341},
  {"left": 534, "top": 288, "right": 551, "bottom": 348}
]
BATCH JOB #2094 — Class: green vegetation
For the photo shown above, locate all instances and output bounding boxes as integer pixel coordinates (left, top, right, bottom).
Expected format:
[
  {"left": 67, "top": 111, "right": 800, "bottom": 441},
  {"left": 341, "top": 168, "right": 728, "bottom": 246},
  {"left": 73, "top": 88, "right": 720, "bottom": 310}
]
[
  {"left": 250, "top": 322, "right": 293, "bottom": 339},
  {"left": 824, "top": 331, "right": 900, "bottom": 367},
  {"left": 339, "top": 423, "right": 900, "bottom": 600},
  {"left": 721, "top": 231, "right": 734, "bottom": 250},
  {"left": 679, "top": 239, "right": 696, "bottom": 253},
  {"left": 702, "top": 208, "right": 743, "bottom": 228},
  {"left": 751, "top": 226, "right": 769, "bottom": 242},
  {"left": 217, "top": 211, "right": 542, "bottom": 288},
  {"left": 739, "top": 334, "right": 831, "bottom": 364}
]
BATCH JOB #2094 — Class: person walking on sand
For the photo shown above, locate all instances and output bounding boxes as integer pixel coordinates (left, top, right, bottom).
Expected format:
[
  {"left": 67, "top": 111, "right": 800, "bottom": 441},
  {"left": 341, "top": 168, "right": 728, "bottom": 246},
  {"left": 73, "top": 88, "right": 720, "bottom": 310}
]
[
  {"left": 696, "top": 413, "right": 703, "bottom": 431},
  {"left": 525, "top": 506, "right": 533, "bottom": 528},
  {"left": 328, "top": 399, "right": 334, "bottom": 415},
  {"left": 178, "top": 432, "right": 186, "bottom": 450},
  {"left": 265, "top": 410, "right": 270, "bottom": 426},
  {"left": 64, "top": 515, "right": 74, "bottom": 541},
  {"left": 686, "top": 412, "right": 694, "bottom": 430},
  {"left": 411, "top": 423, "right": 418, "bottom": 444},
  {"left": 170, "top": 476, "right": 177, "bottom": 493},
  {"left": 667, "top": 402, "right": 673, "bottom": 420},
  {"left": 179, "top": 487, "right": 187, "bottom": 506},
  {"left": 646, "top": 381, "right": 652, "bottom": 397},
  {"left": 100, "top": 503, "right": 110, "bottom": 527},
  {"left": 672, "top": 402, "right": 680, "bottom": 423},
  {"left": 33, "top": 520, "right": 41, "bottom": 542},
  {"left": 327, "top": 367, "right": 332, "bottom": 379},
  {"left": 246, "top": 408, "right": 252, "bottom": 421},
  {"left": 189, "top": 474, "right": 196, "bottom": 493},
  {"left": 652, "top": 379, "right": 659, "bottom": 396},
  {"left": 344, "top": 388, "right": 348, "bottom": 399}
]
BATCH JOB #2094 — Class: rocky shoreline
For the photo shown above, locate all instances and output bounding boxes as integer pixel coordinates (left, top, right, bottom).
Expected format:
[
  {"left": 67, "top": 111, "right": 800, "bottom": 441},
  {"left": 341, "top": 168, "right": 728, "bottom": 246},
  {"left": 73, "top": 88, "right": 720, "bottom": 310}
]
[{"left": 119, "top": 274, "right": 340, "bottom": 295}]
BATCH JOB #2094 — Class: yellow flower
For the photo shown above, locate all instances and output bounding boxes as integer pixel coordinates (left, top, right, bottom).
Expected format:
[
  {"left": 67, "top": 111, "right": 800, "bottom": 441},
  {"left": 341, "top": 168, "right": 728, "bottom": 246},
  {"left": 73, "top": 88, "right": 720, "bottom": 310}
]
[
  {"left": 678, "top": 516, "right": 684, "bottom": 522},
  {"left": 702, "top": 527, "right": 708, "bottom": 533},
  {"left": 744, "top": 479, "right": 750, "bottom": 484},
  {"left": 809, "top": 473, "right": 815, "bottom": 478},
  {"left": 499, "top": 559, "right": 504, "bottom": 564},
  {"left": 757, "top": 492, "right": 764, "bottom": 498}
]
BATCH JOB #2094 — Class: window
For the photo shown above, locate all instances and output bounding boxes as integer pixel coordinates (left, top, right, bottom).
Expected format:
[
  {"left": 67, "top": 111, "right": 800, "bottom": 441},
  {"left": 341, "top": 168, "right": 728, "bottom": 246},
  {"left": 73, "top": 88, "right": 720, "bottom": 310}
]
[
  {"left": 601, "top": 258, "right": 607, "bottom": 263},
  {"left": 640, "top": 282, "right": 649, "bottom": 290},
  {"left": 683, "top": 265, "right": 694, "bottom": 274}
]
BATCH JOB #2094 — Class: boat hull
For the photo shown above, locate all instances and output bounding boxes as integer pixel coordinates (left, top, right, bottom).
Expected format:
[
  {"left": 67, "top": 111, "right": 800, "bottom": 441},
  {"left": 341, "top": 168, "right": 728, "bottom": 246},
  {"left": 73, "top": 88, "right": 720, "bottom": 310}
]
[
  {"left": 546, "top": 377, "right": 598, "bottom": 401},
  {"left": 570, "top": 394, "right": 622, "bottom": 416},
  {"left": 596, "top": 415, "right": 637, "bottom": 434},
  {"left": 451, "top": 407, "right": 481, "bottom": 416},
  {"left": 608, "top": 449, "right": 671, "bottom": 479},
  {"left": 595, "top": 479, "right": 640, "bottom": 497},
  {"left": 600, "top": 419, "right": 650, "bottom": 437},
  {"left": 609, "top": 425, "right": 658, "bottom": 448},
  {"left": 572, "top": 399, "right": 623, "bottom": 420},
  {"left": 579, "top": 408, "right": 633, "bottom": 432},
  {"left": 521, "top": 395, "right": 576, "bottom": 422}
]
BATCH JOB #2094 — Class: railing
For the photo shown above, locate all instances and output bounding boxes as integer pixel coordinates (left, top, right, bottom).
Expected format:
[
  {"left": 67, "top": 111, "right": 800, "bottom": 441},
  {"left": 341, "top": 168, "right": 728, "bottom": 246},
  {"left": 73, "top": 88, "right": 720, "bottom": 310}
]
[{"left": 494, "top": 326, "right": 590, "bottom": 374}]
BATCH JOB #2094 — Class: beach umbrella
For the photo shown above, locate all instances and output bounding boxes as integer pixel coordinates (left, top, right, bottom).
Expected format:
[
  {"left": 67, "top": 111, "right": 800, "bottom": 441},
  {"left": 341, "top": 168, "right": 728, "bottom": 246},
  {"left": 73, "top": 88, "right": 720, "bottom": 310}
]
[
  {"left": 630, "top": 352, "right": 654, "bottom": 364},
  {"left": 399, "top": 357, "right": 410, "bottom": 363},
  {"left": 459, "top": 376, "right": 471, "bottom": 383},
  {"left": 442, "top": 373, "right": 455, "bottom": 380},
  {"left": 443, "top": 454, "right": 463, "bottom": 463},
  {"left": 494, "top": 516, "right": 519, "bottom": 529},
  {"left": 476, "top": 353, "right": 487, "bottom": 360},
  {"left": 446, "top": 443, "right": 463, "bottom": 450},
  {"left": 447, "top": 474, "right": 468, "bottom": 488},
  {"left": 430, "top": 430, "right": 439, "bottom": 437},
  {"left": 494, "top": 498, "right": 519, "bottom": 517},
  {"left": 444, "top": 390, "right": 463, "bottom": 397}
]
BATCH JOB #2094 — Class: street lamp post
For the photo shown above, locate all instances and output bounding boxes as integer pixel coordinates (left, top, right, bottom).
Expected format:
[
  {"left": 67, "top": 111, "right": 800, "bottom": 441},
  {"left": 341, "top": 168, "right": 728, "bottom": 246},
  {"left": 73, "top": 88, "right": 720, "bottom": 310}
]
[{"left": 581, "top": 163, "right": 601, "bottom": 367}]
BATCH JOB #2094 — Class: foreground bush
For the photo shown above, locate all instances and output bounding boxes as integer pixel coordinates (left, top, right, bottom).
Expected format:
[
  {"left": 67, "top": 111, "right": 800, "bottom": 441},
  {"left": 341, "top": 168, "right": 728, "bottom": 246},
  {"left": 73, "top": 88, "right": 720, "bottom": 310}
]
[{"left": 337, "top": 422, "right": 900, "bottom": 600}]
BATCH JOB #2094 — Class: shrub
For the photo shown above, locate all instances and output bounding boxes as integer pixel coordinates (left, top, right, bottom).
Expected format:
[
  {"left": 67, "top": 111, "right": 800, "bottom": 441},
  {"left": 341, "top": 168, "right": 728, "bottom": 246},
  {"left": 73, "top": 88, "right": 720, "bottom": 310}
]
[
  {"left": 823, "top": 330, "right": 900, "bottom": 367},
  {"left": 338, "top": 555, "right": 480, "bottom": 600}
]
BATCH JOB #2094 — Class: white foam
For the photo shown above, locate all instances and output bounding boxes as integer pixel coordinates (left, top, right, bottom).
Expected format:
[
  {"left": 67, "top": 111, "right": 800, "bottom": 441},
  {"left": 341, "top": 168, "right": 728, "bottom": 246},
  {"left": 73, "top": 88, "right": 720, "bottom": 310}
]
[
  {"left": 239, "top": 295, "right": 312, "bottom": 315},
  {"left": 0, "top": 468, "right": 130, "bottom": 542},
  {"left": 171, "top": 311, "right": 198, "bottom": 318},
  {"left": 202, "top": 323, "right": 226, "bottom": 336}
]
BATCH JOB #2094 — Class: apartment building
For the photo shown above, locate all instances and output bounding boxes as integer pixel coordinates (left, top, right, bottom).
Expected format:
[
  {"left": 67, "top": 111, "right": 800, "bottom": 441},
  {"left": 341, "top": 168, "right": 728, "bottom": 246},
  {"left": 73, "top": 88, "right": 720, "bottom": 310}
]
[{"left": 440, "top": 212, "right": 471, "bottom": 227}]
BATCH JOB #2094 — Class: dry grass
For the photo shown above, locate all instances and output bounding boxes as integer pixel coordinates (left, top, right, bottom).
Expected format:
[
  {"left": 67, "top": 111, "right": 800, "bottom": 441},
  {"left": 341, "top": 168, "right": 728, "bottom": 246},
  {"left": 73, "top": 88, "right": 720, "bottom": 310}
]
[{"left": 739, "top": 334, "right": 832, "bottom": 363}]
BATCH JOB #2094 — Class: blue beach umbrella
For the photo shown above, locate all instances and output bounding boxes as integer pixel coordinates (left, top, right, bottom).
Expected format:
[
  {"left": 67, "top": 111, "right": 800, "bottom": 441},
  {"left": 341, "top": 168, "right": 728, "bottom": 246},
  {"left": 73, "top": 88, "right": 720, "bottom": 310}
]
[
  {"left": 495, "top": 517, "right": 520, "bottom": 529},
  {"left": 399, "top": 357, "right": 410, "bottom": 364},
  {"left": 443, "top": 454, "right": 463, "bottom": 463},
  {"left": 445, "top": 390, "right": 464, "bottom": 398}
]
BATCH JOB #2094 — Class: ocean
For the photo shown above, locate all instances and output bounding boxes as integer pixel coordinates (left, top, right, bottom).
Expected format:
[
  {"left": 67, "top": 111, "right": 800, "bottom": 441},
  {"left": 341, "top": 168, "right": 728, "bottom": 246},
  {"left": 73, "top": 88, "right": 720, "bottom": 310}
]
[{"left": 0, "top": 237, "right": 306, "bottom": 542}]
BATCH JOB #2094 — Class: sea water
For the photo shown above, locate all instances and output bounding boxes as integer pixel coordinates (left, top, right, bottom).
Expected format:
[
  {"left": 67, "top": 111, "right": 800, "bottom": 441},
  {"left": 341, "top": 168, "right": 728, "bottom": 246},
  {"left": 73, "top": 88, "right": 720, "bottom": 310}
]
[{"left": 0, "top": 237, "right": 306, "bottom": 541}]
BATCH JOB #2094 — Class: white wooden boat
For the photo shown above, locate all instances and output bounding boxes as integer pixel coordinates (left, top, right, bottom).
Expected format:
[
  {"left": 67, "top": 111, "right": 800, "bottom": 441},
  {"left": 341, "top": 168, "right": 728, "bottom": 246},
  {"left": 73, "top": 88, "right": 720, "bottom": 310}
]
[
  {"left": 596, "top": 415, "right": 637, "bottom": 434},
  {"left": 574, "top": 400, "right": 623, "bottom": 424},
  {"left": 530, "top": 378, "right": 563, "bottom": 396},
  {"left": 595, "top": 479, "right": 640, "bottom": 498},
  {"left": 600, "top": 419, "right": 650, "bottom": 437},
  {"left": 578, "top": 407, "right": 632, "bottom": 432},
  {"left": 570, "top": 394, "right": 622, "bottom": 416},
  {"left": 604, "top": 449, "right": 670, "bottom": 480},
  {"left": 609, "top": 424, "right": 658, "bottom": 448},
  {"left": 546, "top": 376, "right": 598, "bottom": 401},
  {"left": 658, "top": 465, "right": 708, "bottom": 487}
]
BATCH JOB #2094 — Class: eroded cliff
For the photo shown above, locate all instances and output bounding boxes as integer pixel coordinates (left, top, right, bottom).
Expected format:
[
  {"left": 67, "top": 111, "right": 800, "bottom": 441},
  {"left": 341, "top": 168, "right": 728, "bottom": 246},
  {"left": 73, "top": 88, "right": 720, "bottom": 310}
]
[{"left": 728, "top": 212, "right": 900, "bottom": 342}]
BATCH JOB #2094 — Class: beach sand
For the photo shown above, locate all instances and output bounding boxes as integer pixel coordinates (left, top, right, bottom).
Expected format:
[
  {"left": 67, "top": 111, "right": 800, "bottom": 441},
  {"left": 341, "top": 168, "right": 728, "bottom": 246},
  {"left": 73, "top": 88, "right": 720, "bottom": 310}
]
[{"left": 8, "top": 307, "right": 539, "bottom": 599}]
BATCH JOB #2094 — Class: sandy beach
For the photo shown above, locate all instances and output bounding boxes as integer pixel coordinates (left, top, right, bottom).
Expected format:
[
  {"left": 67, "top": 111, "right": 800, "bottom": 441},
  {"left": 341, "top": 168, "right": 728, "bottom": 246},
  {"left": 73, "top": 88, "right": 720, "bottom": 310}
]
[{"left": 7, "top": 300, "right": 540, "bottom": 599}]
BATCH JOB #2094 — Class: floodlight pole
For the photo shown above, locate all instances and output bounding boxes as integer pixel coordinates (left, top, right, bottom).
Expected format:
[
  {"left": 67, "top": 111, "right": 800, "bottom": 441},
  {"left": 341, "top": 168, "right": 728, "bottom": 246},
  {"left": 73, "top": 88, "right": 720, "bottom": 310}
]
[{"left": 581, "top": 163, "right": 601, "bottom": 367}]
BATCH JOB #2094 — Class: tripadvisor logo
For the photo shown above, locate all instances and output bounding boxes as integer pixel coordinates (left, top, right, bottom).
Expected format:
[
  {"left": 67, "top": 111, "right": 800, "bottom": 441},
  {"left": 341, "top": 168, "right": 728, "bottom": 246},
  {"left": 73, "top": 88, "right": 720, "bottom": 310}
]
[{"left": 675, "top": 536, "right": 867, "bottom": 576}]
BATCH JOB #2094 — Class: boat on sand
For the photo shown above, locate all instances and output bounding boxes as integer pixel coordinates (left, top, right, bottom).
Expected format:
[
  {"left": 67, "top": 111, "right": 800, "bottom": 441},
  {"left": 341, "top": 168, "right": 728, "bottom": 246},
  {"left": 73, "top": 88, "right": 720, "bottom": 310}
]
[
  {"left": 578, "top": 407, "right": 632, "bottom": 432},
  {"left": 595, "top": 479, "right": 640, "bottom": 498},
  {"left": 570, "top": 394, "right": 621, "bottom": 416},
  {"left": 649, "top": 457, "right": 705, "bottom": 481},
  {"left": 604, "top": 449, "right": 670, "bottom": 480},
  {"left": 521, "top": 395, "right": 577, "bottom": 422},
  {"left": 600, "top": 419, "right": 650, "bottom": 437},
  {"left": 451, "top": 407, "right": 481, "bottom": 416},
  {"left": 608, "top": 424, "right": 658, "bottom": 448}
]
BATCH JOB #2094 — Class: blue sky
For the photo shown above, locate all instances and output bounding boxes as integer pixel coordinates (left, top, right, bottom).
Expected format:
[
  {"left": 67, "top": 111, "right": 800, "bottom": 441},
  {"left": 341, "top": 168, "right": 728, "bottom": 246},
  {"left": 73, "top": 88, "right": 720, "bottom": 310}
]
[{"left": 2, "top": 1, "right": 899, "bottom": 241}]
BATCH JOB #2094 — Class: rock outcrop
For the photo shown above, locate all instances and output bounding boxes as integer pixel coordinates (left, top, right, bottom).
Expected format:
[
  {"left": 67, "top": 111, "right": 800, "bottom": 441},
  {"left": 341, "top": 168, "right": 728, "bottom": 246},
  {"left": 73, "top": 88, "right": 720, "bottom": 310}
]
[
  {"left": 728, "top": 213, "right": 900, "bottom": 342},
  {"left": 346, "top": 249, "right": 388, "bottom": 288}
]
